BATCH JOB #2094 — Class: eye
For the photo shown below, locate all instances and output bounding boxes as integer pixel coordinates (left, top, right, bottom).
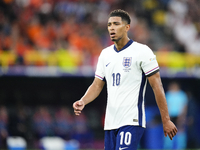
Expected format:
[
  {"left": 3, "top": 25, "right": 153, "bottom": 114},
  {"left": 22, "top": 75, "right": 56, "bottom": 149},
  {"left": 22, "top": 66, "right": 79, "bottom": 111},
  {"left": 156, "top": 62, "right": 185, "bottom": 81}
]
[{"left": 114, "top": 22, "right": 120, "bottom": 25}]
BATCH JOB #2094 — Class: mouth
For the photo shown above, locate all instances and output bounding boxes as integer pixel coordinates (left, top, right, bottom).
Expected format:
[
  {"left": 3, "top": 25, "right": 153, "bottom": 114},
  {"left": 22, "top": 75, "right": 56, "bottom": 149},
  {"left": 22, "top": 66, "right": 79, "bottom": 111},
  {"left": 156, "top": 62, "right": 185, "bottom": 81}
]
[{"left": 110, "top": 32, "right": 116, "bottom": 38}]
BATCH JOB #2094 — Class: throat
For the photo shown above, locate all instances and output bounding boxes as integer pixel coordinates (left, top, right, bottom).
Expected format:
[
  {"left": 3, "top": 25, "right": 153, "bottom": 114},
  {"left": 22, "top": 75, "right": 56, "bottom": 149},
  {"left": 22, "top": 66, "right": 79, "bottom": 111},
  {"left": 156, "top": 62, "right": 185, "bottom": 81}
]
[
  {"left": 115, "top": 45, "right": 123, "bottom": 51},
  {"left": 114, "top": 38, "right": 130, "bottom": 51}
]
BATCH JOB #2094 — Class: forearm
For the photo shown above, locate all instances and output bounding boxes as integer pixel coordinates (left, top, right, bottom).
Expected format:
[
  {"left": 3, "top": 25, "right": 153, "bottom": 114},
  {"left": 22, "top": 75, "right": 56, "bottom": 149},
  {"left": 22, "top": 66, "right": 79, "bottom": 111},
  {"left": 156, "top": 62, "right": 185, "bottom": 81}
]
[
  {"left": 81, "top": 84, "right": 102, "bottom": 105},
  {"left": 148, "top": 72, "right": 170, "bottom": 123},
  {"left": 81, "top": 78, "right": 105, "bottom": 105},
  {"left": 153, "top": 84, "right": 170, "bottom": 123},
  {"left": 148, "top": 72, "right": 178, "bottom": 140}
]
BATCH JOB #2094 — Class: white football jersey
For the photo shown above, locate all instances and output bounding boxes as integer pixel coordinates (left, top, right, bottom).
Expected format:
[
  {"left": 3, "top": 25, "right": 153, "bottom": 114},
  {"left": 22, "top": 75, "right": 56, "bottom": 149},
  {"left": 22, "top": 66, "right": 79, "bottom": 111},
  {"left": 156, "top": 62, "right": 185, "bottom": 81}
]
[{"left": 95, "top": 40, "right": 159, "bottom": 130}]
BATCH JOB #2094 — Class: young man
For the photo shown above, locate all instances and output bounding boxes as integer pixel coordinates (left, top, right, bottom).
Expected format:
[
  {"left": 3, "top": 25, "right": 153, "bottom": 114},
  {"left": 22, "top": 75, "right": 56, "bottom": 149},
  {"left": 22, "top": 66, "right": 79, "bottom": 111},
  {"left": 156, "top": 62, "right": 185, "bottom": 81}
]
[{"left": 73, "top": 9, "right": 177, "bottom": 150}]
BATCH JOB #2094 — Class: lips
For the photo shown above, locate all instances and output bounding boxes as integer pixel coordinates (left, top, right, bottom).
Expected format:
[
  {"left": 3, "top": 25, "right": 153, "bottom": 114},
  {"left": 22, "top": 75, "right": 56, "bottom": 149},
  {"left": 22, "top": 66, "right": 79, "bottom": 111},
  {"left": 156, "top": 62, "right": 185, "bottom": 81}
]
[{"left": 110, "top": 32, "right": 116, "bottom": 38}]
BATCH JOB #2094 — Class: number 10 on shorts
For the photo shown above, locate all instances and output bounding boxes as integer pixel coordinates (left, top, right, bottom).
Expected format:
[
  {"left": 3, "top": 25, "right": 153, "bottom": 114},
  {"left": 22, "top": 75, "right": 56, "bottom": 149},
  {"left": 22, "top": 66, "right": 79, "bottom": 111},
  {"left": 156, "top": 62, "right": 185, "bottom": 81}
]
[{"left": 120, "top": 131, "right": 132, "bottom": 145}]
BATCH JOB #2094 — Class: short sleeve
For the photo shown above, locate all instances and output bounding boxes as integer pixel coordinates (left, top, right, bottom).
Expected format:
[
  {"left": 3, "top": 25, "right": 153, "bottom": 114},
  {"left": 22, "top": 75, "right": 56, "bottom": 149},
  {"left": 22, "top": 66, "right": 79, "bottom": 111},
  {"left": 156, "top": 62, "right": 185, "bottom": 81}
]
[
  {"left": 141, "top": 46, "right": 159, "bottom": 77},
  {"left": 95, "top": 51, "right": 105, "bottom": 80}
]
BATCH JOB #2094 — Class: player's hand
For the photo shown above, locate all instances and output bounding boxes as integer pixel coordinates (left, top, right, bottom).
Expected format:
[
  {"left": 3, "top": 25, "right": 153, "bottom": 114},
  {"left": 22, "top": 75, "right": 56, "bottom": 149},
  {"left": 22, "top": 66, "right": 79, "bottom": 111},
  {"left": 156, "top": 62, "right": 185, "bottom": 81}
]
[
  {"left": 73, "top": 100, "right": 85, "bottom": 115},
  {"left": 163, "top": 120, "right": 178, "bottom": 140}
]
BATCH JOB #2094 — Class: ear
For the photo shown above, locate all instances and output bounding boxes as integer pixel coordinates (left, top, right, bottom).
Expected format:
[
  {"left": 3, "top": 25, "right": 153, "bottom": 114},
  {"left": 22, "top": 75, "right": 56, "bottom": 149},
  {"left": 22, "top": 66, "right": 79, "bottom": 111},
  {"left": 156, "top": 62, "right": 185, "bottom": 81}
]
[{"left": 125, "top": 24, "right": 130, "bottom": 32}]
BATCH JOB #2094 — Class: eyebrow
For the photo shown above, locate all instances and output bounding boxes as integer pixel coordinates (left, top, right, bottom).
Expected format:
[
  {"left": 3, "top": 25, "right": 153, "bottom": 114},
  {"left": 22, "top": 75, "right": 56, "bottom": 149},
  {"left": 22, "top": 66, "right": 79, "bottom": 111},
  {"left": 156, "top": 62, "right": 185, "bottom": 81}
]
[{"left": 107, "top": 21, "right": 121, "bottom": 24}]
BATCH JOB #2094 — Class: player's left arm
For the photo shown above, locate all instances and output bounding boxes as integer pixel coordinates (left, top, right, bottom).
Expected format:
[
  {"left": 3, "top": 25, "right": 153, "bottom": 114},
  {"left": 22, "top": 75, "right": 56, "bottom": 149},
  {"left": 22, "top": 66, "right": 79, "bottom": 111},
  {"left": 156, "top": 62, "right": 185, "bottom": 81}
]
[{"left": 147, "top": 71, "right": 178, "bottom": 140}]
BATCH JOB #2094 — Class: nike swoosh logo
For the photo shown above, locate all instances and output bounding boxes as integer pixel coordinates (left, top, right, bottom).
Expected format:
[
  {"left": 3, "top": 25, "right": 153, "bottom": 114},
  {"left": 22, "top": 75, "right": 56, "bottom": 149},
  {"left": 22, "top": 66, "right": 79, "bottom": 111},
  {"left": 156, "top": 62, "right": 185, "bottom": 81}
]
[
  {"left": 119, "top": 147, "right": 128, "bottom": 150},
  {"left": 106, "top": 62, "right": 111, "bottom": 67}
]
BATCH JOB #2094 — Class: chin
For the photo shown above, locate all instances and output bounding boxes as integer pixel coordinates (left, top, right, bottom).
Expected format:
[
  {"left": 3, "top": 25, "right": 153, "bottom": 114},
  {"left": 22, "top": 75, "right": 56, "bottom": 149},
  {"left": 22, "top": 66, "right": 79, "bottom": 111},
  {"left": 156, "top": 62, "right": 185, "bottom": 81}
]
[
  {"left": 111, "top": 37, "right": 118, "bottom": 42},
  {"left": 111, "top": 37, "right": 121, "bottom": 42},
  {"left": 111, "top": 39, "right": 117, "bottom": 42}
]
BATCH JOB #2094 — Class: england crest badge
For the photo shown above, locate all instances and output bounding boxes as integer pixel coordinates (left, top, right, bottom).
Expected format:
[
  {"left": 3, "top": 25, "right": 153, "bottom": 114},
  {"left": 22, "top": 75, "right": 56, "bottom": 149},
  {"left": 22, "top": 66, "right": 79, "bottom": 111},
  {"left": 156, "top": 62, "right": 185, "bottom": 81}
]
[{"left": 123, "top": 57, "right": 132, "bottom": 68}]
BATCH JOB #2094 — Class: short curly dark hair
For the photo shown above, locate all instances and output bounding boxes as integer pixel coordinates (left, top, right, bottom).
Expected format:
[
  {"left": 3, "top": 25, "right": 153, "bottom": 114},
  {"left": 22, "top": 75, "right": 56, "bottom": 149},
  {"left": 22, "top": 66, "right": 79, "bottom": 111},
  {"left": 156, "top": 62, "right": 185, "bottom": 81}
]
[{"left": 109, "top": 9, "right": 131, "bottom": 24}]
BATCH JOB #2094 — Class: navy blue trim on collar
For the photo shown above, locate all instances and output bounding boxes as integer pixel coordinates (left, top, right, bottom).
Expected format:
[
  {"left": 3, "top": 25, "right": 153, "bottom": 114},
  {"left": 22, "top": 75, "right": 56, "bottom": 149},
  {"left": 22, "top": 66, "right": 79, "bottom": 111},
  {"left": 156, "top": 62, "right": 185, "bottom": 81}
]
[{"left": 114, "top": 39, "right": 134, "bottom": 52}]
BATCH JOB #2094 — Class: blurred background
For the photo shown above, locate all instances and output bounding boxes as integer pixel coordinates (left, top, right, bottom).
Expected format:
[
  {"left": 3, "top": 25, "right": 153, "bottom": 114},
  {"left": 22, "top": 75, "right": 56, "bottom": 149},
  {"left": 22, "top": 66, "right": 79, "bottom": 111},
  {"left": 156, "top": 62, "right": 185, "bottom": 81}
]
[{"left": 0, "top": 0, "right": 200, "bottom": 149}]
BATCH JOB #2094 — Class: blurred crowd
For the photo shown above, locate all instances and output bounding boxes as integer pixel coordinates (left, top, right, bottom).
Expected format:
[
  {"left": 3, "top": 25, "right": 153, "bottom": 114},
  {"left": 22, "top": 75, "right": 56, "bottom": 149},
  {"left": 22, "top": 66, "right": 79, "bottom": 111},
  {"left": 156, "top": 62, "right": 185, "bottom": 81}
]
[
  {"left": 0, "top": 106, "right": 97, "bottom": 149},
  {"left": 165, "top": 0, "right": 200, "bottom": 54},
  {"left": 0, "top": 0, "right": 200, "bottom": 68}
]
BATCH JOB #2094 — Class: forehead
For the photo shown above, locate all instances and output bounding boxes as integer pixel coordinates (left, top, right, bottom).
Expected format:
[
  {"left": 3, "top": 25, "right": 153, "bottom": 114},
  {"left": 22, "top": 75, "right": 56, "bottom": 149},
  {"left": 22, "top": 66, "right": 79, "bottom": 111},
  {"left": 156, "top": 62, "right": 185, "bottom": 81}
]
[{"left": 108, "top": 16, "right": 122, "bottom": 23}]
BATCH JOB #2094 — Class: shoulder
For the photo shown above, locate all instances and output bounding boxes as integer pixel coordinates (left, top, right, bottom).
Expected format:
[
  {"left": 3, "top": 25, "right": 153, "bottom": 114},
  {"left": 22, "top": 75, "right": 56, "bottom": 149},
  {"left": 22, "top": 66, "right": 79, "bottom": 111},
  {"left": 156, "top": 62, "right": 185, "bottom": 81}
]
[
  {"left": 103, "top": 44, "right": 114, "bottom": 51},
  {"left": 100, "top": 44, "right": 114, "bottom": 55},
  {"left": 132, "top": 42, "right": 155, "bottom": 60},
  {"left": 133, "top": 42, "right": 152, "bottom": 52},
  {"left": 179, "top": 91, "right": 188, "bottom": 98},
  {"left": 97, "top": 44, "right": 114, "bottom": 62}
]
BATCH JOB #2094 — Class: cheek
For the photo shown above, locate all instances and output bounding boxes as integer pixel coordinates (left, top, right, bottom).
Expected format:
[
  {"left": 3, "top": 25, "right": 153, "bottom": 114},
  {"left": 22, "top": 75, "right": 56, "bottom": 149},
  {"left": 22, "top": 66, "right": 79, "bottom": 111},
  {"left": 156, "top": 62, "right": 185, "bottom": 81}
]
[
  {"left": 118, "top": 28, "right": 126, "bottom": 35},
  {"left": 116, "top": 27, "right": 122, "bottom": 33}
]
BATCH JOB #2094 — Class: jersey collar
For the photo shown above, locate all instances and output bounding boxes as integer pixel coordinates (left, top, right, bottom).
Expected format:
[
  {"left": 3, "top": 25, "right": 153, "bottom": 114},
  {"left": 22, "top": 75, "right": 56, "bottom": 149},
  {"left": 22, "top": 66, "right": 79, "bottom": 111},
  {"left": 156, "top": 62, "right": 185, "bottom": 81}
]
[{"left": 114, "top": 39, "right": 134, "bottom": 53}]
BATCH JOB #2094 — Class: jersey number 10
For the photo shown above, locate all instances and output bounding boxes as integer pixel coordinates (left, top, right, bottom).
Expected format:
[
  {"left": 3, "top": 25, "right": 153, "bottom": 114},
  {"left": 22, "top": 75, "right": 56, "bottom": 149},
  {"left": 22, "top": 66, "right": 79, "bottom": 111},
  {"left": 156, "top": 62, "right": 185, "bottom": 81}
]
[
  {"left": 120, "top": 131, "right": 132, "bottom": 145},
  {"left": 112, "top": 73, "right": 121, "bottom": 86}
]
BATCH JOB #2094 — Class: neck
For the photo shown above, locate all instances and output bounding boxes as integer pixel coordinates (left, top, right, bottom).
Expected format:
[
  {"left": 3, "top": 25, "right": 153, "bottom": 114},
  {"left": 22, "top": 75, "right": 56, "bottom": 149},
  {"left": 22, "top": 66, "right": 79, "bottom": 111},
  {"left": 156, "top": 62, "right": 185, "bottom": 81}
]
[{"left": 114, "top": 37, "right": 130, "bottom": 51}]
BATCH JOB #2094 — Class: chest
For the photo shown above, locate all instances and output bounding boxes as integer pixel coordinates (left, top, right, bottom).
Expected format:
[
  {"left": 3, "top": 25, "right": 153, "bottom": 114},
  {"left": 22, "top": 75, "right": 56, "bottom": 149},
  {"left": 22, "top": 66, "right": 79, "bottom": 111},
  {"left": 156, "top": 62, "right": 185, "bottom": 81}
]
[{"left": 104, "top": 50, "right": 141, "bottom": 75}]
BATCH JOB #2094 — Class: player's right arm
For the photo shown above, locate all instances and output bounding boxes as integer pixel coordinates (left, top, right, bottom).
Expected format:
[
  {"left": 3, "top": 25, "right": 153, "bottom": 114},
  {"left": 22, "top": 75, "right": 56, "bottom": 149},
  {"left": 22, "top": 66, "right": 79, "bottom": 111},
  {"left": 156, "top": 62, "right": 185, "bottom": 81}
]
[{"left": 73, "top": 77, "right": 105, "bottom": 115}]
